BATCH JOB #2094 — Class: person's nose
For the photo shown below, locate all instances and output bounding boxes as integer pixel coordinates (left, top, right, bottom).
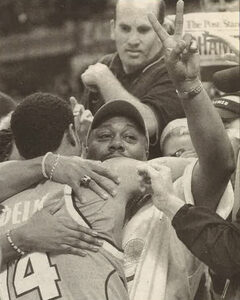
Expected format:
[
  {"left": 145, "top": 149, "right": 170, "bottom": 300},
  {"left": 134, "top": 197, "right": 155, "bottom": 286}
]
[
  {"left": 108, "top": 136, "right": 125, "bottom": 152},
  {"left": 127, "top": 30, "right": 140, "bottom": 47}
]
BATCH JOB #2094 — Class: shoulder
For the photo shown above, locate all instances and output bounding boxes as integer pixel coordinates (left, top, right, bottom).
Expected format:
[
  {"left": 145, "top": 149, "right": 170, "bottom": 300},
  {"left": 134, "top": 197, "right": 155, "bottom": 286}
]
[
  {"left": 103, "top": 158, "right": 140, "bottom": 191},
  {"left": 144, "top": 57, "right": 169, "bottom": 80}
]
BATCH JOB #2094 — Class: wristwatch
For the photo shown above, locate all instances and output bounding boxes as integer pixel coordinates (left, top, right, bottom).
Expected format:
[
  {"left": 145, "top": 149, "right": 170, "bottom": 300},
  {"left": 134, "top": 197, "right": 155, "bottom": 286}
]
[{"left": 177, "top": 82, "right": 203, "bottom": 100}]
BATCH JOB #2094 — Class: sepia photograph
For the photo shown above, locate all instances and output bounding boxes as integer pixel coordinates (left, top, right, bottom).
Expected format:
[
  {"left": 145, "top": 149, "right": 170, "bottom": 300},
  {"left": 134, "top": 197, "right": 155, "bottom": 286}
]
[{"left": 0, "top": 0, "right": 239, "bottom": 299}]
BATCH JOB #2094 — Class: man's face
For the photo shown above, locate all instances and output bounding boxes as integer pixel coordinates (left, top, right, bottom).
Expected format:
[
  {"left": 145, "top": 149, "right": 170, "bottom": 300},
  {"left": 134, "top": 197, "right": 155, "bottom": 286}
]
[
  {"left": 163, "top": 134, "right": 197, "bottom": 158},
  {"left": 87, "top": 116, "right": 148, "bottom": 161},
  {"left": 111, "top": 1, "right": 161, "bottom": 74}
]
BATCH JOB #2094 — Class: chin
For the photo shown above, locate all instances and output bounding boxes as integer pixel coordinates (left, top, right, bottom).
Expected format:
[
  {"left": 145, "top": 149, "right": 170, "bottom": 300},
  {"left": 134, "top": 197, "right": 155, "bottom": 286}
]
[{"left": 123, "top": 60, "right": 145, "bottom": 73}]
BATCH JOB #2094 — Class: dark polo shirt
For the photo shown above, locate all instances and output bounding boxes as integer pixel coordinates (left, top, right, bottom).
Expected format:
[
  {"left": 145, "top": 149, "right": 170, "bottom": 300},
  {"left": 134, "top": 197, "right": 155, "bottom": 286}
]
[
  {"left": 172, "top": 204, "right": 240, "bottom": 299},
  {"left": 81, "top": 52, "right": 185, "bottom": 159}
]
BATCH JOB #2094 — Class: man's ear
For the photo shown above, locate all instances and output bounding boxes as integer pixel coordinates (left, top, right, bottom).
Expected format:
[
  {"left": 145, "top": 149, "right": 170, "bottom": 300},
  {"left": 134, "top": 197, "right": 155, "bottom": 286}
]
[
  {"left": 145, "top": 141, "right": 149, "bottom": 160},
  {"left": 110, "top": 19, "right": 115, "bottom": 41}
]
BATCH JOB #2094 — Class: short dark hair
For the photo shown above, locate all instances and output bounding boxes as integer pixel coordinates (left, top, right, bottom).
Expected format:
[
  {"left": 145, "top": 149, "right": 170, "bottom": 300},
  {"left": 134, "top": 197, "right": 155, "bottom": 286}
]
[
  {"left": 0, "top": 129, "right": 13, "bottom": 162},
  {"left": 11, "top": 92, "right": 74, "bottom": 159},
  {"left": 0, "top": 92, "right": 16, "bottom": 119},
  {"left": 114, "top": 0, "right": 166, "bottom": 25}
]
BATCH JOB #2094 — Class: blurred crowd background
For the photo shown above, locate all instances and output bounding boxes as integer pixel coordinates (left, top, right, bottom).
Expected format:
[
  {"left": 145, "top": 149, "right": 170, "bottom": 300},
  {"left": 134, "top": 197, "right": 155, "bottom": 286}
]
[{"left": 0, "top": 0, "right": 238, "bottom": 102}]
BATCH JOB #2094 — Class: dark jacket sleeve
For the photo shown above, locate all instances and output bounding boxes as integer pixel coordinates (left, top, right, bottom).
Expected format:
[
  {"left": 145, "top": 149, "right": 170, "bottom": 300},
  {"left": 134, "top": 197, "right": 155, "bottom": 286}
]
[{"left": 172, "top": 204, "right": 240, "bottom": 279}]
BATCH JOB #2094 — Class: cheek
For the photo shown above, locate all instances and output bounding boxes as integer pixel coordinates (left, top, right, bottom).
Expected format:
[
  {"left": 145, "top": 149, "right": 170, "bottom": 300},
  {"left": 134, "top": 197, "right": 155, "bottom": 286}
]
[
  {"left": 87, "top": 142, "right": 107, "bottom": 160},
  {"left": 142, "top": 35, "right": 160, "bottom": 55},
  {"left": 115, "top": 32, "right": 127, "bottom": 47},
  {"left": 127, "top": 143, "right": 147, "bottom": 160}
]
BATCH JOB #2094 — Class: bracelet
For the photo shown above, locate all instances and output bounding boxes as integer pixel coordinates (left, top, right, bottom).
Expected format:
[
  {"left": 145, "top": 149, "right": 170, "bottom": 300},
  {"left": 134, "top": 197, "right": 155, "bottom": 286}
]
[
  {"left": 49, "top": 154, "right": 60, "bottom": 181},
  {"left": 176, "top": 79, "right": 203, "bottom": 100},
  {"left": 6, "top": 230, "right": 25, "bottom": 256},
  {"left": 41, "top": 152, "right": 52, "bottom": 179}
]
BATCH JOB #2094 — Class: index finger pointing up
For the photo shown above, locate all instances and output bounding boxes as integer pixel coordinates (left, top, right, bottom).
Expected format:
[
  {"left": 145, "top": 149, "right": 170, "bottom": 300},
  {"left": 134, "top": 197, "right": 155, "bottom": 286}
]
[
  {"left": 148, "top": 13, "right": 169, "bottom": 43},
  {"left": 174, "top": 0, "right": 184, "bottom": 38}
]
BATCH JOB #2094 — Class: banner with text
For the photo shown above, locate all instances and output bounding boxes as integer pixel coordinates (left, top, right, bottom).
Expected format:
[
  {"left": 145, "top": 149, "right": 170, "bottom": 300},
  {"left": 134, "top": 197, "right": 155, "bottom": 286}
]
[{"left": 168, "top": 11, "right": 239, "bottom": 66}]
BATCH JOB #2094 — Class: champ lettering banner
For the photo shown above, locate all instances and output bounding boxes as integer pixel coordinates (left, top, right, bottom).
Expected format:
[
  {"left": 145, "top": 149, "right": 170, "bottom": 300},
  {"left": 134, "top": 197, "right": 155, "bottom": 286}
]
[{"left": 168, "top": 11, "right": 239, "bottom": 66}]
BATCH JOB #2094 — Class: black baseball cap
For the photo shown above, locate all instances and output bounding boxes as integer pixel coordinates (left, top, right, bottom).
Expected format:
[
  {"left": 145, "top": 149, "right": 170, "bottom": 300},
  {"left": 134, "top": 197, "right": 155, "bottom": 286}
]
[
  {"left": 87, "top": 100, "right": 149, "bottom": 146},
  {"left": 213, "top": 93, "right": 240, "bottom": 120}
]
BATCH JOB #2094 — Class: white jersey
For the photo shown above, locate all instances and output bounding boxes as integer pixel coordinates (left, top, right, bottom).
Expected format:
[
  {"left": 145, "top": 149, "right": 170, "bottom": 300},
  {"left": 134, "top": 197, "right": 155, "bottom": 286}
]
[
  {"left": 0, "top": 181, "right": 128, "bottom": 300},
  {"left": 122, "top": 160, "right": 234, "bottom": 300}
]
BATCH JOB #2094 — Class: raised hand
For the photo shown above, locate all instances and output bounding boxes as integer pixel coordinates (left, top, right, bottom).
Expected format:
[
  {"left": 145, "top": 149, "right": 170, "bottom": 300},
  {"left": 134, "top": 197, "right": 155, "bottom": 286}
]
[
  {"left": 81, "top": 63, "right": 115, "bottom": 93},
  {"left": 69, "top": 96, "right": 93, "bottom": 147},
  {"left": 148, "top": 0, "right": 200, "bottom": 91}
]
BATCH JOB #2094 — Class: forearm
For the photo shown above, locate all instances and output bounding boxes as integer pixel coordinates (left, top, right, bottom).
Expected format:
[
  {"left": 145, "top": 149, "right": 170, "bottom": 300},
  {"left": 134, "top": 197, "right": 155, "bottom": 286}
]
[
  {"left": 0, "top": 158, "right": 44, "bottom": 202},
  {"left": 98, "top": 76, "right": 158, "bottom": 136},
  {"left": 172, "top": 204, "right": 240, "bottom": 278},
  {"left": 148, "top": 157, "right": 193, "bottom": 181},
  {"left": 179, "top": 82, "right": 234, "bottom": 175},
  {"left": 0, "top": 226, "right": 26, "bottom": 268},
  {"left": 159, "top": 194, "right": 185, "bottom": 221}
]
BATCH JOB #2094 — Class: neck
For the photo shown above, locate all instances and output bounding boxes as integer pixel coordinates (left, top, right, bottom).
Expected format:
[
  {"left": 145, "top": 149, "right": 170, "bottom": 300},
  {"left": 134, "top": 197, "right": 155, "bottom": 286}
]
[{"left": 54, "top": 144, "right": 79, "bottom": 157}]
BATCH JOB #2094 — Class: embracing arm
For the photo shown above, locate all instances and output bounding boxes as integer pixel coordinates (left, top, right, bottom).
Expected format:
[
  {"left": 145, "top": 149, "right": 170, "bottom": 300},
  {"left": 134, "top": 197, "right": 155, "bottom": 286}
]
[
  {"left": 148, "top": 157, "right": 193, "bottom": 182},
  {"left": 0, "top": 158, "right": 43, "bottom": 202},
  {"left": 0, "top": 154, "right": 119, "bottom": 203}
]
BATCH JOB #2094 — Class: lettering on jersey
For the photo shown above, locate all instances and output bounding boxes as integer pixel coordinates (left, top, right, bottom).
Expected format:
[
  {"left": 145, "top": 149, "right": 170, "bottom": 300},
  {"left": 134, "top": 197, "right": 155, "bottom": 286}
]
[
  {"left": 13, "top": 253, "right": 61, "bottom": 300},
  {"left": 0, "top": 194, "right": 49, "bottom": 227}
]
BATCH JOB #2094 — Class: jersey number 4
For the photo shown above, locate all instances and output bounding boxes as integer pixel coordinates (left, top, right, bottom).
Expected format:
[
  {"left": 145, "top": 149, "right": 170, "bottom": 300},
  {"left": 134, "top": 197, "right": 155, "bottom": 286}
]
[{"left": 13, "top": 253, "right": 61, "bottom": 300}]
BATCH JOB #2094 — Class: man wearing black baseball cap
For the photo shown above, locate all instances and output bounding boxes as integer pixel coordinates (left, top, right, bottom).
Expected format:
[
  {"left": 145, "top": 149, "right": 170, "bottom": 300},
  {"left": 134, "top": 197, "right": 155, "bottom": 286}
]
[
  {"left": 213, "top": 93, "right": 239, "bottom": 162},
  {"left": 213, "top": 93, "right": 240, "bottom": 123},
  {"left": 86, "top": 99, "right": 149, "bottom": 162}
]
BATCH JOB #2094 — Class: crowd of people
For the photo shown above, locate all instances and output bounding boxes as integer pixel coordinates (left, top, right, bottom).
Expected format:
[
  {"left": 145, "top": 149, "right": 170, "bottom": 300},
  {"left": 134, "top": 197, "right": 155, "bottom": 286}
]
[{"left": 0, "top": 0, "right": 239, "bottom": 300}]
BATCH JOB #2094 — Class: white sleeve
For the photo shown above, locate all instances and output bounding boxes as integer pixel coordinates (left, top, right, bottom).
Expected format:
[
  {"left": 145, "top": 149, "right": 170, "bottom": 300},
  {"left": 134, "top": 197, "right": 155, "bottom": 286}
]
[
  {"left": 172, "top": 160, "right": 234, "bottom": 298},
  {"left": 179, "top": 160, "right": 234, "bottom": 219}
]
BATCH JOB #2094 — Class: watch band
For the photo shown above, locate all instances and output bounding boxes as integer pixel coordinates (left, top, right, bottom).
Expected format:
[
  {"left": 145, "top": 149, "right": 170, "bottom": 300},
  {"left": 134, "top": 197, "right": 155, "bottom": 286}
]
[{"left": 177, "top": 82, "right": 203, "bottom": 100}]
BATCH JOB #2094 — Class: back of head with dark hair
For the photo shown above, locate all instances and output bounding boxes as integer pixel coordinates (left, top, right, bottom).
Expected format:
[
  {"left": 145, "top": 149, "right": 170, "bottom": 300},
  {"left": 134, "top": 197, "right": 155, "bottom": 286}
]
[
  {"left": 11, "top": 92, "right": 74, "bottom": 159},
  {"left": 0, "top": 92, "right": 16, "bottom": 119},
  {"left": 0, "top": 129, "right": 13, "bottom": 162}
]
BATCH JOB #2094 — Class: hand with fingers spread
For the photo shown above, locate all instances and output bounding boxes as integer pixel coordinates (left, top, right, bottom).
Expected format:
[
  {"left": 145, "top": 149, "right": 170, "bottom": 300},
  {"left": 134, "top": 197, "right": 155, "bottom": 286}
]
[
  {"left": 10, "top": 200, "right": 103, "bottom": 259},
  {"left": 148, "top": 0, "right": 201, "bottom": 93},
  {"left": 45, "top": 154, "right": 120, "bottom": 202}
]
